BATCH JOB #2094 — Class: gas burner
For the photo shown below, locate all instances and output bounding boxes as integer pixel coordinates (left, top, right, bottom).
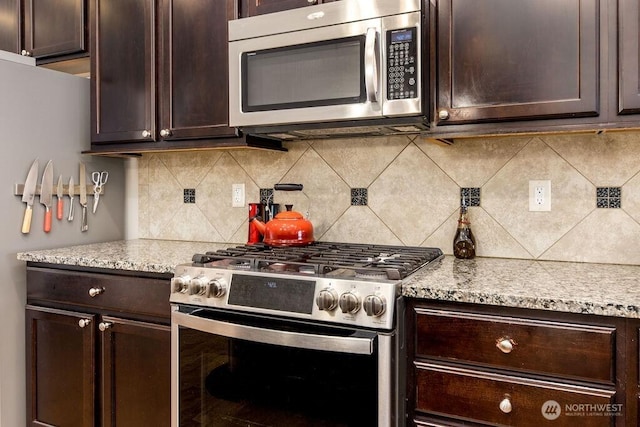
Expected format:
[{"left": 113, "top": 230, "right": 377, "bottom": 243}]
[{"left": 191, "top": 242, "right": 442, "bottom": 280}]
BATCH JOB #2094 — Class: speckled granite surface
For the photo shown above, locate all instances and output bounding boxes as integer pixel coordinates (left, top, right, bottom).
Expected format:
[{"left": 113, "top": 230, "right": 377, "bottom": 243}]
[
  {"left": 17, "top": 240, "right": 640, "bottom": 318},
  {"left": 16, "top": 239, "right": 235, "bottom": 274},
  {"left": 403, "top": 256, "right": 640, "bottom": 318}
]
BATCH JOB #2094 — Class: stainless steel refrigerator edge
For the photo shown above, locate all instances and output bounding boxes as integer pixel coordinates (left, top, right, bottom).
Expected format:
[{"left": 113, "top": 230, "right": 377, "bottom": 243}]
[{"left": 0, "top": 51, "right": 125, "bottom": 427}]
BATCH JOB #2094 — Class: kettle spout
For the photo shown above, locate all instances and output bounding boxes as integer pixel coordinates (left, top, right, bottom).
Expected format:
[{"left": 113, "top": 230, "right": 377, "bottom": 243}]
[{"left": 250, "top": 216, "right": 266, "bottom": 236}]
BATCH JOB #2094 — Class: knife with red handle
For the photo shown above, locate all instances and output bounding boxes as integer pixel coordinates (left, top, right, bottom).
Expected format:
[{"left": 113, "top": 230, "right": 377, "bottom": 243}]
[
  {"left": 40, "top": 160, "right": 54, "bottom": 233},
  {"left": 56, "top": 175, "right": 64, "bottom": 220}
]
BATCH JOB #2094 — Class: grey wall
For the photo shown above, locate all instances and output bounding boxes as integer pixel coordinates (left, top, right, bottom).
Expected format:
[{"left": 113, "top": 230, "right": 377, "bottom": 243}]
[{"left": 0, "top": 54, "right": 125, "bottom": 427}]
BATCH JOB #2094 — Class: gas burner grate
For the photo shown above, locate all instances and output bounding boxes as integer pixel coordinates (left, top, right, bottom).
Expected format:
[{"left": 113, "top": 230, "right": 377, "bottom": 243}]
[{"left": 191, "top": 242, "right": 443, "bottom": 280}]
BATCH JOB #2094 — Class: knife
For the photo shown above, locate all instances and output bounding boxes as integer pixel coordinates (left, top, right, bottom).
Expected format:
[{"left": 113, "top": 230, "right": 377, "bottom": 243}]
[
  {"left": 40, "top": 160, "right": 54, "bottom": 233},
  {"left": 21, "top": 159, "right": 39, "bottom": 234},
  {"left": 79, "top": 162, "right": 87, "bottom": 231},
  {"left": 56, "top": 175, "right": 64, "bottom": 220},
  {"left": 68, "top": 176, "right": 75, "bottom": 221}
]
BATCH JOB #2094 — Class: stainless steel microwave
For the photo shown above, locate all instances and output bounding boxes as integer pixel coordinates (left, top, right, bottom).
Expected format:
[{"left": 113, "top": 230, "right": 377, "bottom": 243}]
[{"left": 228, "top": 0, "right": 427, "bottom": 140}]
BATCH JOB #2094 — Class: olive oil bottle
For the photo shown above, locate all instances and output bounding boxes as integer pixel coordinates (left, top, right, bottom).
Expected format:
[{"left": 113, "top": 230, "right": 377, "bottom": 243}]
[{"left": 453, "top": 199, "right": 476, "bottom": 259}]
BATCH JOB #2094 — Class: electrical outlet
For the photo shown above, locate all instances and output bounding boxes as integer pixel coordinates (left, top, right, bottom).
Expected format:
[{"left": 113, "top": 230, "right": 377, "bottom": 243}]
[
  {"left": 529, "top": 180, "right": 551, "bottom": 211},
  {"left": 232, "top": 183, "right": 245, "bottom": 207}
]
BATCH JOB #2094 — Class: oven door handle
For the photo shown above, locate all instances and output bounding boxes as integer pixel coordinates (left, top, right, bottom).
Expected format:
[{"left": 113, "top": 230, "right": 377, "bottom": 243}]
[{"left": 172, "top": 310, "right": 375, "bottom": 355}]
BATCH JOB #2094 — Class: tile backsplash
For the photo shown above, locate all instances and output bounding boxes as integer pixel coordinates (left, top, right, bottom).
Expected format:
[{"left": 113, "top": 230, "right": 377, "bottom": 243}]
[{"left": 138, "top": 131, "right": 640, "bottom": 265}]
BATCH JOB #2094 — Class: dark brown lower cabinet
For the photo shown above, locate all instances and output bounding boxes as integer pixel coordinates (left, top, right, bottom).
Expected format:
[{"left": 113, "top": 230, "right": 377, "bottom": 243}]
[
  {"left": 407, "top": 300, "right": 630, "bottom": 426},
  {"left": 25, "top": 265, "right": 171, "bottom": 427}
]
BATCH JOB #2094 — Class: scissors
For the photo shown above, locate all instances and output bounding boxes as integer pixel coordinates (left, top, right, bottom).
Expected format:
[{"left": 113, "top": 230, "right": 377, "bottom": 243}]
[{"left": 92, "top": 171, "right": 109, "bottom": 213}]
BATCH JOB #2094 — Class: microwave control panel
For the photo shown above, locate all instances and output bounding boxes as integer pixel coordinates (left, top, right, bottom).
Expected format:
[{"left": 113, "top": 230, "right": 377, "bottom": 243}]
[{"left": 386, "top": 27, "right": 418, "bottom": 100}]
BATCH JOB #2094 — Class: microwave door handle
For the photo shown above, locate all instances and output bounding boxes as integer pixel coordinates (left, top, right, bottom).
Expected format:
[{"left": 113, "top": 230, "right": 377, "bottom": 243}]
[
  {"left": 172, "top": 310, "right": 375, "bottom": 355},
  {"left": 364, "top": 27, "right": 379, "bottom": 103}
]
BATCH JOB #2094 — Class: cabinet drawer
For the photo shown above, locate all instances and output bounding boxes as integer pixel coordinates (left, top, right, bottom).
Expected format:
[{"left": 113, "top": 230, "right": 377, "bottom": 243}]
[
  {"left": 415, "top": 362, "right": 616, "bottom": 427},
  {"left": 27, "top": 268, "right": 170, "bottom": 319},
  {"left": 415, "top": 308, "right": 615, "bottom": 382}
]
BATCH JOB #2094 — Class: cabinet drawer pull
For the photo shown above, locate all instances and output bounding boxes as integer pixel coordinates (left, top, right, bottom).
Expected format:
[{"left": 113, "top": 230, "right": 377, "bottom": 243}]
[
  {"left": 88, "top": 287, "right": 104, "bottom": 297},
  {"left": 499, "top": 396, "right": 512, "bottom": 413},
  {"left": 496, "top": 337, "right": 516, "bottom": 354},
  {"left": 78, "top": 319, "right": 91, "bottom": 328},
  {"left": 98, "top": 322, "right": 112, "bottom": 332}
]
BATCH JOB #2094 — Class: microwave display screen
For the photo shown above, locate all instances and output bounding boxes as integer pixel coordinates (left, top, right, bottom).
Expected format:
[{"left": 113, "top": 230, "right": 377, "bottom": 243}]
[
  {"left": 391, "top": 29, "right": 413, "bottom": 43},
  {"left": 242, "top": 36, "right": 366, "bottom": 112}
]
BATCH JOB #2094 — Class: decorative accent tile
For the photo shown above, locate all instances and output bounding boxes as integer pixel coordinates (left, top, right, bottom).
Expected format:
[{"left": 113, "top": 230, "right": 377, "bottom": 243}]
[
  {"left": 183, "top": 188, "right": 196, "bottom": 203},
  {"left": 260, "top": 188, "right": 274, "bottom": 205},
  {"left": 351, "top": 188, "right": 368, "bottom": 206},
  {"left": 596, "top": 187, "right": 621, "bottom": 208},
  {"left": 461, "top": 187, "right": 480, "bottom": 207}
]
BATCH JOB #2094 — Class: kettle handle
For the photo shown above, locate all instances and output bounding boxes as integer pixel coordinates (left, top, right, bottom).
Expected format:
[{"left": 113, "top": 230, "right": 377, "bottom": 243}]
[{"left": 274, "top": 183, "right": 303, "bottom": 191}]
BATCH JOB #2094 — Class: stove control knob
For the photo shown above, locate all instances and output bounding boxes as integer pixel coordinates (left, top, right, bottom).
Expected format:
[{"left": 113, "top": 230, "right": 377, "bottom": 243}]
[
  {"left": 209, "top": 278, "right": 227, "bottom": 298},
  {"left": 189, "top": 276, "right": 211, "bottom": 296},
  {"left": 171, "top": 275, "right": 191, "bottom": 293},
  {"left": 363, "top": 295, "right": 386, "bottom": 317},
  {"left": 316, "top": 288, "right": 338, "bottom": 311},
  {"left": 339, "top": 292, "right": 361, "bottom": 314}
]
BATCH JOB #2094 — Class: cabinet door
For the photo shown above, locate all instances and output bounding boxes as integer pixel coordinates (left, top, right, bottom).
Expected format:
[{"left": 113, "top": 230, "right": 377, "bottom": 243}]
[
  {"left": 23, "top": 0, "right": 87, "bottom": 59},
  {"left": 619, "top": 0, "right": 640, "bottom": 114},
  {"left": 158, "top": 0, "right": 238, "bottom": 141},
  {"left": 90, "top": 0, "right": 156, "bottom": 144},
  {"left": 100, "top": 316, "right": 171, "bottom": 427},
  {"left": 0, "top": 0, "right": 20, "bottom": 53},
  {"left": 241, "top": 0, "right": 336, "bottom": 17},
  {"left": 436, "top": 0, "right": 599, "bottom": 125},
  {"left": 26, "top": 305, "right": 95, "bottom": 427}
]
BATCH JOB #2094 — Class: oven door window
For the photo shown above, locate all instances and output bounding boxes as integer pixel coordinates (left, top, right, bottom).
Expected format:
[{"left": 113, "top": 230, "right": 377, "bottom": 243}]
[
  {"left": 242, "top": 36, "right": 366, "bottom": 112},
  {"left": 178, "top": 325, "right": 377, "bottom": 426}
]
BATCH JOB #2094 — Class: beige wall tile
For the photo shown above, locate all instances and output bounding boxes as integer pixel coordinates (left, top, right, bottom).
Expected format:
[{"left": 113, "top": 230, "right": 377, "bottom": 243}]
[
  {"left": 312, "top": 136, "right": 409, "bottom": 187},
  {"left": 483, "top": 138, "right": 594, "bottom": 257},
  {"left": 138, "top": 131, "right": 640, "bottom": 265},
  {"left": 368, "top": 144, "right": 458, "bottom": 246}
]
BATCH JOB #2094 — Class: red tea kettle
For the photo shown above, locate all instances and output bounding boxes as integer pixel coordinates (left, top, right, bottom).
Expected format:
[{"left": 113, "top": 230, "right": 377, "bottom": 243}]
[{"left": 250, "top": 184, "right": 314, "bottom": 246}]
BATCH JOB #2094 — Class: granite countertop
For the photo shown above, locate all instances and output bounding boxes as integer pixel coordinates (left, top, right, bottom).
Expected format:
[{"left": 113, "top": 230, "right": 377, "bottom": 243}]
[
  {"left": 16, "top": 239, "right": 234, "bottom": 274},
  {"left": 403, "top": 255, "right": 640, "bottom": 319},
  {"left": 17, "top": 239, "right": 640, "bottom": 319}
]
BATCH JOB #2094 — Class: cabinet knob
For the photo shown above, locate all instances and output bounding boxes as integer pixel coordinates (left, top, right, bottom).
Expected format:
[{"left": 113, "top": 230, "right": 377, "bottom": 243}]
[
  {"left": 438, "top": 109, "right": 450, "bottom": 120},
  {"left": 21, "top": 50, "right": 32, "bottom": 57},
  {"left": 142, "top": 130, "right": 151, "bottom": 138},
  {"left": 160, "top": 129, "right": 172, "bottom": 137},
  {"left": 499, "top": 396, "right": 512, "bottom": 413},
  {"left": 78, "top": 319, "right": 91, "bottom": 328},
  {"left": 307, "top": 0, "right": 317, "bottom": 3},
  {"left": 496, "top": 337, "right": 516, "bottom": 354},
  {"left": 88, "top": 287, "right": 104, "bottom": 297},
  {"left": 98, "top": 322, "right": 112, "bottom": 332}
]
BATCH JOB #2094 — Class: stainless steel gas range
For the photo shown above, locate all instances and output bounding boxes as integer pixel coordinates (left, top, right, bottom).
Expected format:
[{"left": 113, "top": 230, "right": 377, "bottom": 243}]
[{"left": 170, "top": 242, "right": 443, "bottom": 427}]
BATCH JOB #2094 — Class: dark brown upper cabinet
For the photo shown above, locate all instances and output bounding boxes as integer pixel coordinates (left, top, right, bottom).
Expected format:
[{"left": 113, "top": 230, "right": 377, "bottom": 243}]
[
  {"left": 435, "top": 0, "right": 599, "bottom": 126},
  {"left": 90, "top": 0, "right": 155, "bottom": 144},
  {"left": 23, "top": 0, "right": 88, "bottom": 60},
  {"left": 0, "top": 0, "right": 20, "bottom": 54},
  {"left": 618, "top": 0, "right": 640, "bottom": 115},
  {"left": 157, "top": 0, "right": 238, "bottom": 141},
  {"left": 241, "top": 0, "right": 337, "bottom": 17},
  {"left": 91, "top": 0, "right": 243, "bottom": 149}
]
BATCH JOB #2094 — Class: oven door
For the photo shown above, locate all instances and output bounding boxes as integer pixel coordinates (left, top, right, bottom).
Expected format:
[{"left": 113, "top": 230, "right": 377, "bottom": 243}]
[{"left": 171, "top": 306, "right": 399, "bottom": 427}]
